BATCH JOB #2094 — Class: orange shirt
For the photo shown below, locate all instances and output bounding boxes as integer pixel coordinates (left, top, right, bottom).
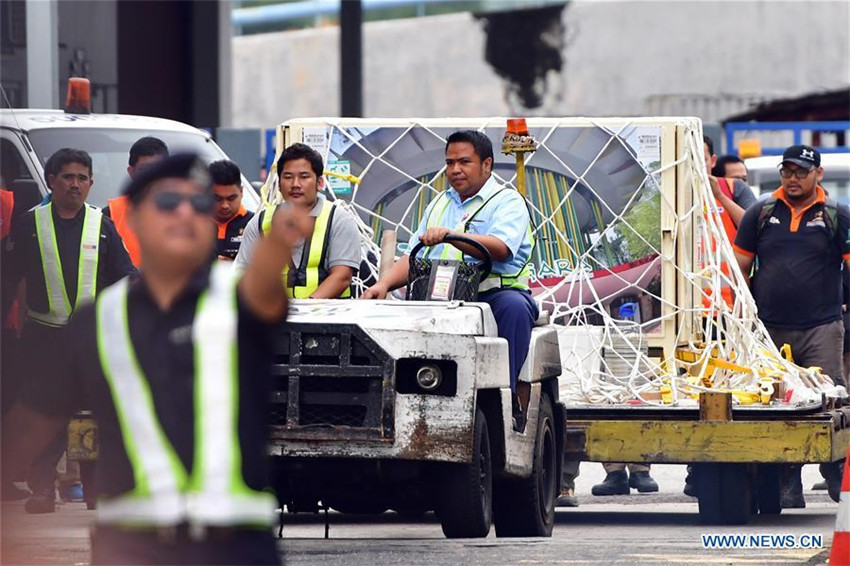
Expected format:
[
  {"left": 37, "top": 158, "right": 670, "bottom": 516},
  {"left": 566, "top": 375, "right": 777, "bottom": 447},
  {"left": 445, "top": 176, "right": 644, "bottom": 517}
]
[{"left": 108, "top": 196, "right": 142, "bottom": 267}]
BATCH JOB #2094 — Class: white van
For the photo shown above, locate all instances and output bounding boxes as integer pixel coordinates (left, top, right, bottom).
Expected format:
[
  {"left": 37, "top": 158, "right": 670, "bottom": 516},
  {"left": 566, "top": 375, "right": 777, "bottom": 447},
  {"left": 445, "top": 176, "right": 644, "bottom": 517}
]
[{"left": 0, "top": 109, "right": 261, "bottom": 212}]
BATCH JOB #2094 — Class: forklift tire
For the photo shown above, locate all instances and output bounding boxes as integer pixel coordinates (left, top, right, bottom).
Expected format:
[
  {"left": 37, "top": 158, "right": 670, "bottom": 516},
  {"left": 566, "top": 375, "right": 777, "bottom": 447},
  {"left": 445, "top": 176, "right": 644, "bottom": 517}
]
[
  {"left": 437, "top": 408, "right": 492, "bottom": 538},
  {"left": 695, "top": 463, "right": 753, "bottom": 525},
  {"left": 493, "top": 394, "right": 557, "bottom": 538},
  {"left": 756, "top": 464, "right": 782, "bottom": 515}
]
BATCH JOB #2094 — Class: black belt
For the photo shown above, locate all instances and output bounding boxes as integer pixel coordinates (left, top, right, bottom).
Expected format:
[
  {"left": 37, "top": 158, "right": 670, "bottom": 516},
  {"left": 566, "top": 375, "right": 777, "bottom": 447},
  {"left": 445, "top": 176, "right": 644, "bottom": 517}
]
[{"left": 94, "top": 522, "right": 263, "bottom": 544}]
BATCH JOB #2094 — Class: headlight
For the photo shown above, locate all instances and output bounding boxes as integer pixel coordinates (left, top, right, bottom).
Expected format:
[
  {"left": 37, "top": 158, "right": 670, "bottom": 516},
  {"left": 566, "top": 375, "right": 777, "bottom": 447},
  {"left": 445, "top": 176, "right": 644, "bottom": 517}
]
[{"left": 415, "top": 364, "right": 442, "bottom": 391}]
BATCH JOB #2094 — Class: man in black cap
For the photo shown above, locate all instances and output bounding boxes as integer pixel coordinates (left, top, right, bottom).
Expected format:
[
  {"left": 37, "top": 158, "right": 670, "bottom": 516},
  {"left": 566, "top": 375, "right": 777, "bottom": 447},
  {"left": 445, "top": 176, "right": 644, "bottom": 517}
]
[
  {"left": 2, "top": 154, "right": 305, "bottom": 565},
  {"left": 733, "top": 144, "right": 850, "bottom": 508}
]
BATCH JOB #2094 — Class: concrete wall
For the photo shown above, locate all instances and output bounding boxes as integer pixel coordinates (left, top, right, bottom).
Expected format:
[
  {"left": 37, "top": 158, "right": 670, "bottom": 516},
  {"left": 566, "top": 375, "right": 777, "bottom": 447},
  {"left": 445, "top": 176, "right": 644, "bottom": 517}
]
[{"left": 232, "top": 1, "right": 850, "bottom": 127}]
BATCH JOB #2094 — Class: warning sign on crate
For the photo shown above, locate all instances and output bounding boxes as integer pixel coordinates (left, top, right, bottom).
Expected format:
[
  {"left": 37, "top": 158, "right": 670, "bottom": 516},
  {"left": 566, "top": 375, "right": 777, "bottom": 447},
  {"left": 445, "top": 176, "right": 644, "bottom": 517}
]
[{"left": 326, "top": 160, "right": 353, "bottom": 195}]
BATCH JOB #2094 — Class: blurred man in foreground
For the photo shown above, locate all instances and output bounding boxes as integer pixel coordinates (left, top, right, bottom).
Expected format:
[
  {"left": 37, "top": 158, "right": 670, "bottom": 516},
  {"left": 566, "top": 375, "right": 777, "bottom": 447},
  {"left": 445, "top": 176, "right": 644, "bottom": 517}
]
[{"left": 3, "top": 154, "right": 306, "bottom": 564}]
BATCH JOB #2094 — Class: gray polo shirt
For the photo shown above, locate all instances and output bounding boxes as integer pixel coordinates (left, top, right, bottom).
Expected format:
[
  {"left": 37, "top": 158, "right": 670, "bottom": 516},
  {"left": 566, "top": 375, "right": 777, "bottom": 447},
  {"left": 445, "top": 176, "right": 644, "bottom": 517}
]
[
  {"left": 728, "top": 178, "right": 757, "bottom": 210},
  {"left": 234, "top": 194, "right": 362, "bottom": 273}
]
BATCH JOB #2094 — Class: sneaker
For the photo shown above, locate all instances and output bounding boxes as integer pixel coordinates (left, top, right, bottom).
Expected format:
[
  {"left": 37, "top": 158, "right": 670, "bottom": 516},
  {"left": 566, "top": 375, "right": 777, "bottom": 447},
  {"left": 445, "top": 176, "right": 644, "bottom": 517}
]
[
  {"left": 629, "top": 471, "right": 659, "bottom": 493},
  {"left": 24, "top": 492, "right": 56, "bottom": 514},
  {"left": 62, "top": 483, "right": 84, "bottom": 502},
  {"left": 811, "top": 480, "right": 828, "bottom": 490},
  {"left": 591, "top": 471, "right": 629, "bottom": 496},
  {"left": 556, "top": 488, "right": 579, "bottom": 507}
]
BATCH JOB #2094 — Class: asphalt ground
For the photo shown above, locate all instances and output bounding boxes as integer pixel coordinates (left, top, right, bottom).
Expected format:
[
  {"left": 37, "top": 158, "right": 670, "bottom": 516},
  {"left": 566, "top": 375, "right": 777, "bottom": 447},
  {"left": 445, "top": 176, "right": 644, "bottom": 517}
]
[{"left": 0, "top": 464, "right": 840, "bottom": 565}]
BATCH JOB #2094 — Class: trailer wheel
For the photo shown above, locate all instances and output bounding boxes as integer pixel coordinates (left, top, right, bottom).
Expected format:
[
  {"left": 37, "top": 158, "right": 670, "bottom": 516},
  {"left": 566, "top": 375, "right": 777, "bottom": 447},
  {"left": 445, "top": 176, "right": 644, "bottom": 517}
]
[
  {"left": 493, "top": 394, "right": 557, "bottom": 538},
  {"left": 437, "top": 408, "right": 492, "bottom": 538},
  {"left": 694, "top": 463, "right": 753, "bottom": 525},
  {"left": 756, "top": 464, "right": 782, "bottom": 515}
]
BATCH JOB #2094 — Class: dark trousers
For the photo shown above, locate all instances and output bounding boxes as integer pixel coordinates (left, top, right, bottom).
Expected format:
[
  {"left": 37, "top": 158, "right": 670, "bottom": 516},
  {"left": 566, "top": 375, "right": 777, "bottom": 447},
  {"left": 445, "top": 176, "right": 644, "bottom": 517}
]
[
  {"left": 765, "top": 319, "right": 846, "bottom": 388},
  {"left": 90, "top": 527, "right": 281, "bottom": 565},
  {"left": 1, "top": 328, "right": 22, "bottom": 416},
  {"left": 28, "top": 430, "right": 66, "bottom": 495},
  {"left": 19, "top": 321, "right": 68, "bottom": 494},
  {"left": 480, "top": 288, "right": 538, "bottom": 392}
]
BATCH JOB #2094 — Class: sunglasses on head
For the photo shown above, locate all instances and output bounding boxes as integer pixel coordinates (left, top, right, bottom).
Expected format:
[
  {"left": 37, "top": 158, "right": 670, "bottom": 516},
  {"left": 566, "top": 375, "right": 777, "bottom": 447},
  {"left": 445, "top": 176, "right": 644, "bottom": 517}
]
[{"left": 153, "top": 191, "right": 215, "bottom": 214}]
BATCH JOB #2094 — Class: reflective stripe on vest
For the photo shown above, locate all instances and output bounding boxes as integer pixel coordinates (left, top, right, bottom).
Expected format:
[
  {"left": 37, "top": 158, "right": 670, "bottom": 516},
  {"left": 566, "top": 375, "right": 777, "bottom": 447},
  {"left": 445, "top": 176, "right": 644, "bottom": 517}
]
[
  {"left": 424, "top": 189, "right": 533, "bottom": 292},
  {"left": 95, "top": 264, "right": 276, "bottom": 527},
  {"left": 261, "top": 200, "right": 351, "bottom": 299},
  {"left": 30, "top": 204, "right": 102, "bottom": 327},
  {"left": 108, "top": 197, "right": 142, "bottom": 267}
]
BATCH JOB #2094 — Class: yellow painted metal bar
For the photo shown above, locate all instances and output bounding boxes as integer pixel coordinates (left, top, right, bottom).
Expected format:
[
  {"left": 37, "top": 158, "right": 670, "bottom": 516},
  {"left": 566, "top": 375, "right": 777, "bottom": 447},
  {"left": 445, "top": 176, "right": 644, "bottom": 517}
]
[
  {"left": 570, "top": 419, "right": 847, "bottom": 464},
  {"left": 515, "top": 152, "right": 527, "bottom": 198}
]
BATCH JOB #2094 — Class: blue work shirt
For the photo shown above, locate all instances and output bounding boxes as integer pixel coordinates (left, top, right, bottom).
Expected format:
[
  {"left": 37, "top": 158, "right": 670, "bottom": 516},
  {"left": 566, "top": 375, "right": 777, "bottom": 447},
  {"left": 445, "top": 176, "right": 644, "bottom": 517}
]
[{"left": 406, "top": 175, "right": 533, "bottom": 277}]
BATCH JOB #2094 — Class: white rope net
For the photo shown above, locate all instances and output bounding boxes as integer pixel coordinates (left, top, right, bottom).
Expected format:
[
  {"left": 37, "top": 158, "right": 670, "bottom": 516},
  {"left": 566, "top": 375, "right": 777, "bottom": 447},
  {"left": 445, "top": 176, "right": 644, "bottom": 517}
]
[{"left": 265, "top": 117, "right": 847, "bottom": 408}]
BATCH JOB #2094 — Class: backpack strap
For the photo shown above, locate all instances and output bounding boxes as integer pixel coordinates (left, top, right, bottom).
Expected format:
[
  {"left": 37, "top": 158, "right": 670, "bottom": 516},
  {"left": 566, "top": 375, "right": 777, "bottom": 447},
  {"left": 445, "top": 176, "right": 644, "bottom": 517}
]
[
  {"left": 823, "top": 196, "right": 841, "bottom": 250},
  {"left": 756, "top": 195, "right": 778, "bottom": 237}
]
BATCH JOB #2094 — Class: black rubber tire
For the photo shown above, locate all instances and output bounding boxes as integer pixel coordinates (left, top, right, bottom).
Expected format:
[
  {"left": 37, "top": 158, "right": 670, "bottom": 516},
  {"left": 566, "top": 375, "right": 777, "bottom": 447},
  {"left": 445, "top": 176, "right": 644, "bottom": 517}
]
[
  {"left": 437, "top": 408, "right": 492, "bottom": 538},
  {"left": 493, "top": 394, "right": 557, "bottom": 538},
  {"left": 756, "top": 464, "right": 783, "bottom": 515},
  {"left": 694, "top": 463, "right": 753, "bottom": 525}
]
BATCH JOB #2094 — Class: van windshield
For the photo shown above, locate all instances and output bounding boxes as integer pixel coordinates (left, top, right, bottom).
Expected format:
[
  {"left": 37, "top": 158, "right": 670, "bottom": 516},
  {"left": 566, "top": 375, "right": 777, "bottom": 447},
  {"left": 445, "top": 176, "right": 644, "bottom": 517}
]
[{"left": 27, "top": 128, "right": 260, "bottom": 210}]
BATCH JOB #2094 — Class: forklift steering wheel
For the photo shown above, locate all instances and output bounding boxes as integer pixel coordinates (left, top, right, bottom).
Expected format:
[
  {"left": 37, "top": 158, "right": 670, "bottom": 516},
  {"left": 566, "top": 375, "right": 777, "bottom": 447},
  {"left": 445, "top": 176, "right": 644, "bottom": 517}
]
[{"left": 409, "top": 233, "right": 493, "bottom": 282}]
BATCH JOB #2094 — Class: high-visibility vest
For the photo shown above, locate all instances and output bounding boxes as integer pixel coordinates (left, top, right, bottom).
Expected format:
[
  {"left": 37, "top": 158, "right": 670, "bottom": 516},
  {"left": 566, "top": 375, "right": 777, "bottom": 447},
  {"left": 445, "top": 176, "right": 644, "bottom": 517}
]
[
  {"left": 701, "top": 178, "right": 737, "bottom": 310},
  {"left": 95, "top": 263, "right": 276, "bottom": 528},
  {"left": 108, "top": 196, "right": 141, "bottom": 267},
  {"left": 424, "top": 188, "right": 534, "bottom": 292},
  {"left": 29, "top": 203, "right": 102, "bottom": 327},
  {"left": 261, "top": 199, "right": 351, "bottom": 298},
  {"left": 0, "top": 189, "right": 13, "bottom": 240}
]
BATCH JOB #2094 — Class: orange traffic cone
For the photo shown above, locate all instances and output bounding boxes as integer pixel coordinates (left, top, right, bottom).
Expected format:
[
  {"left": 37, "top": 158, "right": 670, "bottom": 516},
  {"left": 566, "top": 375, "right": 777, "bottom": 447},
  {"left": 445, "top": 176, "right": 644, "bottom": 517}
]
[{"left": 830, "top": 448, "right": 850, "bottom": 565}]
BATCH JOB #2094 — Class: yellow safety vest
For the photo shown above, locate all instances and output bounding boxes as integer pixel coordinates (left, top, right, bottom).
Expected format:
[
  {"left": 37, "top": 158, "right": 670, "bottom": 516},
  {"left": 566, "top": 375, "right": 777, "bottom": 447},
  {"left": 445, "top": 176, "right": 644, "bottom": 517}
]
[
  {"left": 261, "top": 199, "right": 351, "bottom": 298},
  {"left": 29, "top": 203, "right": 102, "bottom": 327},
  {"left": 95, "top": 263, "right": 276, "bottom": 528},
  {"left": 424, "top": 189, "right": 534, "bottom": 292}
]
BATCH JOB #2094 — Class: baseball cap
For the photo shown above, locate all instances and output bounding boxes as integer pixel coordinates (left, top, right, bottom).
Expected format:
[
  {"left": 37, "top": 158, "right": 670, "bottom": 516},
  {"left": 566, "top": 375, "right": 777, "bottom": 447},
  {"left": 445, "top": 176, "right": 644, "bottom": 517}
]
[
  {"left": 781, "top": 144, "right": 821, "bottom": 169},
  {"left": 123, "top": 153, "right": 212, "bottom": 202}
]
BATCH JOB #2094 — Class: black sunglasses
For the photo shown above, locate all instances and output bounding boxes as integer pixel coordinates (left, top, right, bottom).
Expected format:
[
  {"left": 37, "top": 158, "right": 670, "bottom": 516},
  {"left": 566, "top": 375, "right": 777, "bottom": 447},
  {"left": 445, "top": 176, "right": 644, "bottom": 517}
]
[{"left": 153, "top": 191, "right": 215, "bottom": 214}]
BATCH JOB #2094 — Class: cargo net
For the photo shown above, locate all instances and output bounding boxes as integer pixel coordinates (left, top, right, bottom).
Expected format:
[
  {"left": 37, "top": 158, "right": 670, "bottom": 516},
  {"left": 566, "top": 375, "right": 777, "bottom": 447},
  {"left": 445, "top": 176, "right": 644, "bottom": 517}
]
[{"left": 262, "top": 118, "right": 847, "bottom": 408}]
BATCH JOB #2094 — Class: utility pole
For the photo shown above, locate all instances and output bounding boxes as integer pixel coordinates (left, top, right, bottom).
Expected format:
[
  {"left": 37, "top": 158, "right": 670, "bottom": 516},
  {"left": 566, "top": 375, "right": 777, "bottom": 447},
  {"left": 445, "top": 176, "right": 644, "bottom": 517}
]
[{"left": 340, "top": 0, "right": 363, "bottom": 117}]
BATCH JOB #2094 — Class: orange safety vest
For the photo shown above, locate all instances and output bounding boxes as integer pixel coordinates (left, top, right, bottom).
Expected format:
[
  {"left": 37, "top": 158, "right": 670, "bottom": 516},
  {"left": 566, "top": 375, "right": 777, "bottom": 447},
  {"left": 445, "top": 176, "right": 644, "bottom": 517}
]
[
  {"left": 216, "top": 205, "right": 248, "bottom": 240},
  {"left": 701, "top": 178, "right": 738, "bottom": 310},
  {"left": 0, "top": 189, "right": 13, "bottom": 240},
  {"left": 1, "top": 189, "right": 20, "bottom": 330},
  {"left": 108, "top": 196, "right": 142, "bottom": 267}
]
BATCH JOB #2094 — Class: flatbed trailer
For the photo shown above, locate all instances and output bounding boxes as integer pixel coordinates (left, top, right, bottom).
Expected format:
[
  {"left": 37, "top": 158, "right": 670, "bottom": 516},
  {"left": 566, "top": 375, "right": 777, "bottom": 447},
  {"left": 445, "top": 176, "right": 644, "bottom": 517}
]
[{"left": 564, "top": 393, "right": 850, "bottom": 524}]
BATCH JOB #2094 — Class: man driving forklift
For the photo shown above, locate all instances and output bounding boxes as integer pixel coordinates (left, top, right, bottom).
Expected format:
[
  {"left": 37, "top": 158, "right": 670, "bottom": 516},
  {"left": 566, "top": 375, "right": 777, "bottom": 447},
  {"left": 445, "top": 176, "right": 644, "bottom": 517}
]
[{"left": 363, "top": 130, "right": 537, "bottom": 431}]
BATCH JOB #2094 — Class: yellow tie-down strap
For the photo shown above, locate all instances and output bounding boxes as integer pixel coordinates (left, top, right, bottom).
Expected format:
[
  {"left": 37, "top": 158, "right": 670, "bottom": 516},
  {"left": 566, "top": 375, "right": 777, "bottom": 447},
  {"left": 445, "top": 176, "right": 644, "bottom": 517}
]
[{"left": 674, "top": 347, "right": 772, "bottom": 405}]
